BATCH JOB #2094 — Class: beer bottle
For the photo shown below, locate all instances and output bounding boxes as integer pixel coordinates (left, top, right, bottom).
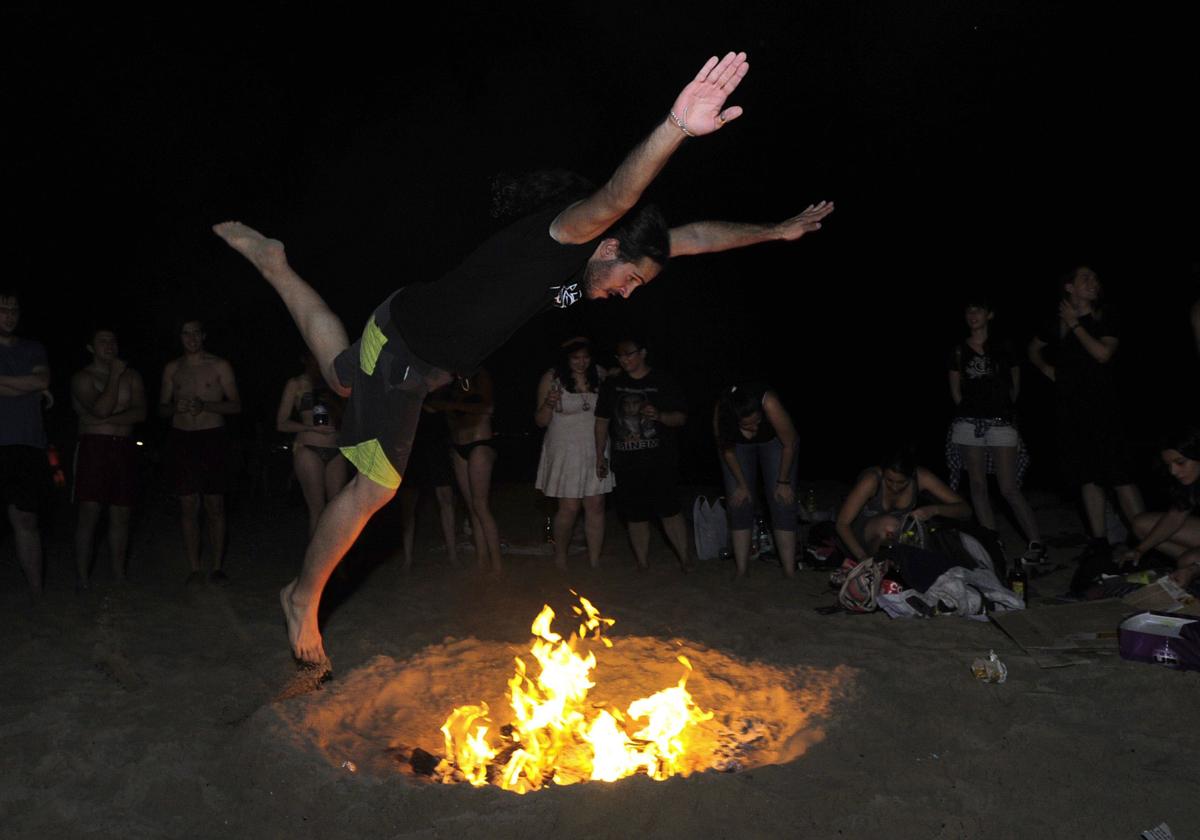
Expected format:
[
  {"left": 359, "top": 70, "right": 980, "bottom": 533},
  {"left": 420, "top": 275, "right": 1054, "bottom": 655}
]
[{"left": 1008, "top": 559, "right": 1028, "bottom": 601}]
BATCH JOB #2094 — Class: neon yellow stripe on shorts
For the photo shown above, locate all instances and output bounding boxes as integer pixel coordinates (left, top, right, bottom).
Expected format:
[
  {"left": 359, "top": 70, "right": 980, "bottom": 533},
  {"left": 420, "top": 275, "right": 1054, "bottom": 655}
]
[
  {"left": 340, "top": 439, "right": 401, "bottom": 490},
  {"left": 359, "top": 316, "right": 387, "bottom": 374}
]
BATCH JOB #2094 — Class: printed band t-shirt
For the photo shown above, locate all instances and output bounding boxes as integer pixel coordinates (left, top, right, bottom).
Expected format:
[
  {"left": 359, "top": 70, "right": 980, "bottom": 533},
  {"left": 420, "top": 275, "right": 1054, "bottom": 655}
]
[
  {"left": 947, "top": 341, "right": 1017, "bottom": 421},
  {"left": 0, "top": 338, "right": 47, "bottom": 448},
  {"left": 594, "top": 369, "right": 686, "bottom": 472},
  {"left": 392, "top": 203, "right": 599, "bottom": 375}
]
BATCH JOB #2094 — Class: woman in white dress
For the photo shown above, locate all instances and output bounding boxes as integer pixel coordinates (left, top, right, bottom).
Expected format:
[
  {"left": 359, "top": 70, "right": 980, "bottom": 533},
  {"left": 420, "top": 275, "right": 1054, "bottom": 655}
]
[{"left": 535, "top": 338, "right": 614, "bottom": 569}]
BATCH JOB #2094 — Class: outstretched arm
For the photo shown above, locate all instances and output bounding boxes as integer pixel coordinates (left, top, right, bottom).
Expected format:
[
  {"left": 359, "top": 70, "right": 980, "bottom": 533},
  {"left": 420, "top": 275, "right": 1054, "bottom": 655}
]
[
  {"left": 668, "top": 202, "right": 834, "bottom": 257},
  {"left": 551, "top": 52, "right": 750, "bottom": 245}
]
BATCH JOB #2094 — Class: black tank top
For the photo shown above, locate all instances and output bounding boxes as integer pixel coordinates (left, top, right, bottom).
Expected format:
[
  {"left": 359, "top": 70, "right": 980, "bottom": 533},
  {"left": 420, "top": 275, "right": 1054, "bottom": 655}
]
[{"left": 717, "top": 383, "right": 777, "bottom": 446}]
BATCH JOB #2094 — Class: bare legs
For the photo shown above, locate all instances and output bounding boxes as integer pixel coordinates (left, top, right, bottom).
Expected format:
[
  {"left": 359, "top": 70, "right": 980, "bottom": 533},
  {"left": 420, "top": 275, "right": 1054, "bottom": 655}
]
[
  {"left": 9, "top": 505, "right": 42, "bottom": 597},
  {"left": 550, "top": 494, "right": 607, "bottom": 570},
  {"left": 551, "top": 498, "right": 580, "bottom": 570},
  {"left": 398, "top": 485, "right": 460, "bottom": 571},
  {"left": 216, "top": 220, "right": 371, "bottom": 662},
  {"left": 281, "top": 473, "right": 396, "bottom": 662},
  {"left": 961, "top": 445, "right": 1042, "bottom": 544},
  {"left": 627, "top": 520, "right": 651, "bottom": 568},
  {"left": 452, "top": 446, "right": 502, "bottom": 572},
  {"left": 1080, "top": 482, "right": 1145, "bottom": 538},
  {"left": 213, "top": 222, "right": 350, "bottom": 397},
  {"left": 731, "top": 527, "right": 796, "bottom": 577},
  {"left": 582, "top": 495, "right": 605, "bottom": 568},
  {"left": 294, "top": 446, "right": 349, "bottom": 537},
  {"left": 180, "top": 494, "right": 202, "bottom": 573},
  {"left": 180, "top": 493, "right": 225, "bottom": 578},
  {"left": 624, "top": 514, "right": 690, "bottom": 571},
  {"left": 75, "top": 502, "right": 131, "bottom": 586}
]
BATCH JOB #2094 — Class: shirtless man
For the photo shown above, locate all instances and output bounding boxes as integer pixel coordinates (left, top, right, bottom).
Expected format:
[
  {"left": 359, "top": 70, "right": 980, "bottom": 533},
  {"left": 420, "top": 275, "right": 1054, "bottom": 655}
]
[
  {"left": 425, "top": 370, "right": 501, "bottom": 572},
  {"left": 71, "top": 328, "right": 146, "bottom": 587},
  {"left": 159, "top": 320, "right": 241, "bottom": 585},
  {"left": 215, "top": 51, "right": 834, "bottom": 663}
]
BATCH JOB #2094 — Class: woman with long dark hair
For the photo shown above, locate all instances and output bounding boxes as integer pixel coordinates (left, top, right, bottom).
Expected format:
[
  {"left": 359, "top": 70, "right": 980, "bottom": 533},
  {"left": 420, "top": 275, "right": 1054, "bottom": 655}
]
[
  {"left": 1120, "top": 427, "right": 1200, "bottom": 588},
  {"left": 946, "top": 297, "right": 1044, "bottom": 564},
  {"left": 713, "top": 383, "right": 799, "bottom": 577},
  {"left": 534, "top": 338, "right": 613, "bottom": 569},
  {"left": 836, "top": 447, "right": 972, "bottom": 563}
]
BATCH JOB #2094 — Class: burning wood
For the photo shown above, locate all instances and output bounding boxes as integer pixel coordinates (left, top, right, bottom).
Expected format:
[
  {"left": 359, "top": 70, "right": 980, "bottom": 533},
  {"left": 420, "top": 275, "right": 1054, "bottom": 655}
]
[{"left": 438, "top": 593, "right": 713, "bottom": 794}]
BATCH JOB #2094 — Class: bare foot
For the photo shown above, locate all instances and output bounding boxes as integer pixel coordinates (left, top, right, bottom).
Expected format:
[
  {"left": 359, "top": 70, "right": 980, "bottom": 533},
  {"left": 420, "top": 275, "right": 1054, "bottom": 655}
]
[
  {"left": 280, "top": 579, "right": 325, "bottom": 664},
  {"left": 212, "top": 221, "right": 289, "bottom": 278}
]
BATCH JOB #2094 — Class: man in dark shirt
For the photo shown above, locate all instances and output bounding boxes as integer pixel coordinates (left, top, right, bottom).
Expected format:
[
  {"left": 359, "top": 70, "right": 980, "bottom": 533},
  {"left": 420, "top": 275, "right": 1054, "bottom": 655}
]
[
  {"left": 214, "top": 51, "right": 833, "bottom": 664},
  {"left": 1029, "top": 265, "right": 1144, "bottom": 591},
  {"left": 594, "top": 338, "right": 692, "bottom": 571},
  {"left": 0, "top": 290, "right": 51, "bottom": 598}
]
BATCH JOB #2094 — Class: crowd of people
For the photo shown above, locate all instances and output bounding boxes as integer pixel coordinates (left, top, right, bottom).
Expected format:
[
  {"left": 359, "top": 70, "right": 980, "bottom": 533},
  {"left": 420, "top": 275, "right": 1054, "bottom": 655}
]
[{"left": 3, "top": 51, "right": 1199, "bottom": 673}]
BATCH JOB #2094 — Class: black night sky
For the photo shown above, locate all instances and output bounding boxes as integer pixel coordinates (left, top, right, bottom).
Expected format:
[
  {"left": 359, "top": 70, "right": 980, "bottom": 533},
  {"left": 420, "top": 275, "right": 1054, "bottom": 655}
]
[{"left": 5, "top": 3, "right": 1197, "bottom": 486}]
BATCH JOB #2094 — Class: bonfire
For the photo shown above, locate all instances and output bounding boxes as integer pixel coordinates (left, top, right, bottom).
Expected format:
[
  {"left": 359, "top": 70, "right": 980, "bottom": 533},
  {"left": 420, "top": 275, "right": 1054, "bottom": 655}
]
[{"left": 438, "top": 593, "right": 713, "bottom": 794}]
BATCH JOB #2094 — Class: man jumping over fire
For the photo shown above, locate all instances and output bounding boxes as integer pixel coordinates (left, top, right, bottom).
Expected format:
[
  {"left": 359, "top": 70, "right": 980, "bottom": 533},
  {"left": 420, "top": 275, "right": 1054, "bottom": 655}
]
[{"left": 214, "top": 51, "right": 833, "bottom": 666}]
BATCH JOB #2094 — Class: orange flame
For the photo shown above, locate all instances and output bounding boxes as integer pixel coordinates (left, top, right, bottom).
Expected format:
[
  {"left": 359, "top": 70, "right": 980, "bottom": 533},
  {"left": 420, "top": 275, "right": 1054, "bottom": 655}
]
[{"left": 439, "top": 593, "right": 712, "bottom": 793}]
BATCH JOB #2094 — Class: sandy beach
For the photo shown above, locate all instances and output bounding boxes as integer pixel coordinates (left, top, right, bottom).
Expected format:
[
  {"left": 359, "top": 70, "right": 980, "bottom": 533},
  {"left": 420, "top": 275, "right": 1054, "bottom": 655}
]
[{"left": 3, "top": 480, "right": 1197, "bottom": 840}]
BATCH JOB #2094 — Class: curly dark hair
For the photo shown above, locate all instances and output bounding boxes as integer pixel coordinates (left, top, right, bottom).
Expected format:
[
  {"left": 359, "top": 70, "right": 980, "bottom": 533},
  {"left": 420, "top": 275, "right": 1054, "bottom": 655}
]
[{"left": 554, "top": 338, "right": 599, "bottom": 393}]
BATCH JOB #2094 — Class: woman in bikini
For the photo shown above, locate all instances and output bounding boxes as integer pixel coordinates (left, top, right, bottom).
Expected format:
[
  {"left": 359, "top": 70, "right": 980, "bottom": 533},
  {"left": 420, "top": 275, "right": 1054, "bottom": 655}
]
[
  {"left": 427, "top": 369, "right": 503, "bottom": 573},
  {"left": 276, "top": 352, "right": 349, "bottom": 536}
]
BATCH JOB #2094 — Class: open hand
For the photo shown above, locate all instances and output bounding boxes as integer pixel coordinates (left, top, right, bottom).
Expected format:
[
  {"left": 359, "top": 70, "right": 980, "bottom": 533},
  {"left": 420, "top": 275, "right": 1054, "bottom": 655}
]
[
  {"left": 669, "top": 52, "right": 749, "bottom": 137},
  {"left": 776, "top": 202, "right": 835, "bottom": 241}
]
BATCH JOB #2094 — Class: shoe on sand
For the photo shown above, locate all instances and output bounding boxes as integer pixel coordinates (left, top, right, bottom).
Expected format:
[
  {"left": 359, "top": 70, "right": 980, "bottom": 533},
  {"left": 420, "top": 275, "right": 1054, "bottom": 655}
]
[
  {"left": 210, "top": 569, "right": 230, "bottom": 586},
  {"left": 185, "top": 570, "right": 206, "bottom": 587},
  {"left": 1020, "top": 541, "right": 1048, "bottom": 565}
]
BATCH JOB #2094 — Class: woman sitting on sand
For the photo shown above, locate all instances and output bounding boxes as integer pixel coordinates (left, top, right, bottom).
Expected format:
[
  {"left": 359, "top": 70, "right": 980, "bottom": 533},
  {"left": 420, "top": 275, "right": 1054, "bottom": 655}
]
[
  {"left": 713, "top": 382, "right": 800, "bottom": 578},
  {"left": 276, "top": 352, "right": 349, "bottom": 537},
  {"left": 534, "top": 338, "right": 614, "bottom": 570},
  {"left": 836, "top": 447, "right": 972, "bottom": 562},
  {"left": 1120, "top": 427, "right": 1200, "bottom": 589}
]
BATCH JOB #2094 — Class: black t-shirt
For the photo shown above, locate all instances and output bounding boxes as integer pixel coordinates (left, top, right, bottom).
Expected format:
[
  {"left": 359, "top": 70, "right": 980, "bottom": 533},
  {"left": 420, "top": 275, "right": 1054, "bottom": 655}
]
[
  {"left": 1036, "top": 310, "right": 1121, "bottom": 406},
  {"left": 392, "top": 203, "right": 599, "bottom": 374},
  {"left": 947, "top": 341, "right": 1016, "bottom": 420},
  {"left": 594, "top": 369, "right": 687, "bottom": 472}
]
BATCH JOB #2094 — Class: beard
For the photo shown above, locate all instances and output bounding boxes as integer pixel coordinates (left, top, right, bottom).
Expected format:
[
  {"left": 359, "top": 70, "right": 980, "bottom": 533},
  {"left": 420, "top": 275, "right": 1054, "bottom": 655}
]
[{"left": 581, "top": 258, "right": 620, "bottom": 298}]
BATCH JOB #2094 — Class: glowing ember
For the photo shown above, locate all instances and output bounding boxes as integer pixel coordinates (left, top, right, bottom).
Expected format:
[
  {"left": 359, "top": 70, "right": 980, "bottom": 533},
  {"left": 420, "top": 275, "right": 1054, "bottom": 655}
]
[{"left": 438, "top": 593, "right": 713, "bottom": 793}]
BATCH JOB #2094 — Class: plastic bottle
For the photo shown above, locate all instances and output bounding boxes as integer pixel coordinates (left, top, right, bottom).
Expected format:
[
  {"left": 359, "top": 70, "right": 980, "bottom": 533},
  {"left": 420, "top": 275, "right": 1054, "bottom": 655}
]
[{"left": 544, "top": 515, "right": 554, "bottom": 545}]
